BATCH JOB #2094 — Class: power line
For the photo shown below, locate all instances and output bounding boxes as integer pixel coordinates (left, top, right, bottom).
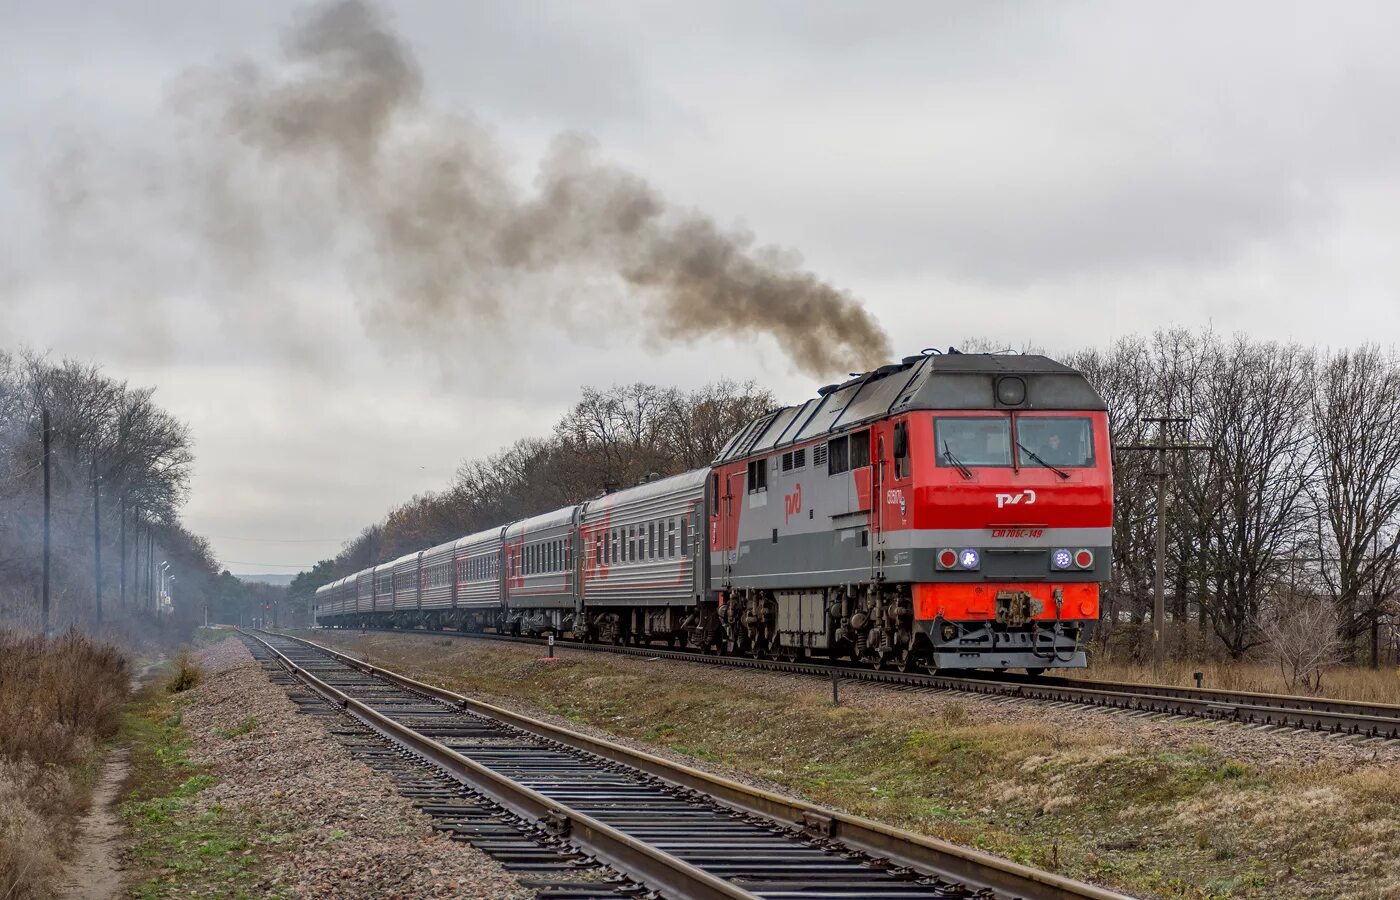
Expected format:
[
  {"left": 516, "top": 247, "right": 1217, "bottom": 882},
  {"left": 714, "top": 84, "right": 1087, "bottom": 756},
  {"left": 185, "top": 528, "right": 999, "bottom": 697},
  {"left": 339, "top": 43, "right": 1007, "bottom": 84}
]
[
  {"left": 207, "top": 535, "right": 350, "bottom": 544},
  {"left": 219, "top": 559, "right": 321, "bottom": 569}
]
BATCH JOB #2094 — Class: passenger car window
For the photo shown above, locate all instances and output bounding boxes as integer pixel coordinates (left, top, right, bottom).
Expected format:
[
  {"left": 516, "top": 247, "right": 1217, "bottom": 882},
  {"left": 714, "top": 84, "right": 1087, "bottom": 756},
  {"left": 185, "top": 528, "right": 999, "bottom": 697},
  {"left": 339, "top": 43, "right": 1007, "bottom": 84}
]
[{"left": 934, "top": 418, "right": 1012, "bottom": 467}]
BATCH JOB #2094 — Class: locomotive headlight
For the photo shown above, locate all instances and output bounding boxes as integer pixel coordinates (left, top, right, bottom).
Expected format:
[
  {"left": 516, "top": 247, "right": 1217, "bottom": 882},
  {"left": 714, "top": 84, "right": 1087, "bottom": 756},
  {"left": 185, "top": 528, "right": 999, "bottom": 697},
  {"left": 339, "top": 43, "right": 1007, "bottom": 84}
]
[
  {"left": 959, "top": 549, "right": 980, "bottom": 570},
  {"left": 937, "top": 549, "right": 958, "bottom": 570},
  {"left": 940, "top": 623, "right": 957, "bottom": 641},
  {"left": 1051, "top": 548, "right": 1074, "bottom": 570},
  {"left": 1075, "top": 549, "right": 1095, "bottom": 569}
]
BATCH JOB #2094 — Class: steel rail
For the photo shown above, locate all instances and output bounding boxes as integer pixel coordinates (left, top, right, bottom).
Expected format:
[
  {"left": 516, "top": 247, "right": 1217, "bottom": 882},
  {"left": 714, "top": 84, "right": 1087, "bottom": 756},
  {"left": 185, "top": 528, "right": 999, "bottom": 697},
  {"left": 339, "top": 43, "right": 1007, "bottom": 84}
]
[
  {"left": 327, "top": 626, "right": 1400, "bottom": 741},
  {"left": 268, "top": 629, "right": 1130, "bottom": 900},
  {"left": 244, "top": 630, "right": 752, "bottom": 900}
]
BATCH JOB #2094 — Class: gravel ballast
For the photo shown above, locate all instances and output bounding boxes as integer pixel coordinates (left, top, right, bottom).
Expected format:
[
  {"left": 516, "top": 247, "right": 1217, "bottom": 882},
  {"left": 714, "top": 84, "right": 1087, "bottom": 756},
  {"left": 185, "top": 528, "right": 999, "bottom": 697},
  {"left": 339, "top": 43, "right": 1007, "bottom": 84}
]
[{"left": 184, "top": 637, "right": 530, "bottom": 899}]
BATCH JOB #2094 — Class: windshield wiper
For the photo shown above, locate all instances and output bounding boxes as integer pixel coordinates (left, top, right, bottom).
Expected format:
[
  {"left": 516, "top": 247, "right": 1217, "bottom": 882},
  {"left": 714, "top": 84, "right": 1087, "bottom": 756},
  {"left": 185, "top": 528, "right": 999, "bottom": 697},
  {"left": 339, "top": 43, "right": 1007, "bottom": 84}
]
[
  {"left": 1017, "top": 442, "right": 1070, "bottom": 480},
  {"left": 942, "top": 441, "right": 973, "bottom": 480}
]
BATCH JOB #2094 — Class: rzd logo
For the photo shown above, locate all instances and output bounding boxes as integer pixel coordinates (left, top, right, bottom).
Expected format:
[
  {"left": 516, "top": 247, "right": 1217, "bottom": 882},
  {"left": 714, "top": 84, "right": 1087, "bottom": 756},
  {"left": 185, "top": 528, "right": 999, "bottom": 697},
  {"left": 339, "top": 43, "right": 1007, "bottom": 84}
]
[
  {"left": 995, "top": 489, "right": 1037, "bottom": 509},
  {"left": 784, "top": 484, "right": 803, "bottom": 523}
]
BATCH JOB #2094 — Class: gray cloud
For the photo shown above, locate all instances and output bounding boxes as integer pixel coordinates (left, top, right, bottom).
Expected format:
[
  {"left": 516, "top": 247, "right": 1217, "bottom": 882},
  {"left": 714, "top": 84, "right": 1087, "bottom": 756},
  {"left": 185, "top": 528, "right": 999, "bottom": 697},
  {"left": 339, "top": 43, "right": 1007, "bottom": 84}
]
[{"left": 4, "top": 0, "right": 1400, "bottom": 573}]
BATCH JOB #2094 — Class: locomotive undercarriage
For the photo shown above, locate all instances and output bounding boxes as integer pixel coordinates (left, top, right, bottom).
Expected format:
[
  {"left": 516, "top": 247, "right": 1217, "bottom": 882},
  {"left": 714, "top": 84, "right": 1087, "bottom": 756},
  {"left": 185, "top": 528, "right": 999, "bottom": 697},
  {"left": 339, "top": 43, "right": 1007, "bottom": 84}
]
[
  {"left": 693, "top": 585, "right": 926, "bottom": 669},
  {"left": 320, "top": 589, "right": 1087, "bottom": 672}
]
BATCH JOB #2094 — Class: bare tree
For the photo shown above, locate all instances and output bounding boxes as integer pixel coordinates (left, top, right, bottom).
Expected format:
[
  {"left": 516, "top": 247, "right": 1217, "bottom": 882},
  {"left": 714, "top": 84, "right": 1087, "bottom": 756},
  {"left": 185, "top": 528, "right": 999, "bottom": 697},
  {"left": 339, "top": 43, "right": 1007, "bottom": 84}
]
[
  {"left": 1309, "top": 346, "right": 1400, "bottom": 665},
  {"left": 1186, "top": 338, "right": 1317, "bottom": 658}
]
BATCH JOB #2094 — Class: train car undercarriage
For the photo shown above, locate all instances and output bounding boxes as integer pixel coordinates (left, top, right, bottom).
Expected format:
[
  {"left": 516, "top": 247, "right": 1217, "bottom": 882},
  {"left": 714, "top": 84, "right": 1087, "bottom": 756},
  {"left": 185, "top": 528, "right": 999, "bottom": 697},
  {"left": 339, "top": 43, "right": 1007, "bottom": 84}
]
[{"left": 320, "top": 582, "right": 1089, "bottom": 674}]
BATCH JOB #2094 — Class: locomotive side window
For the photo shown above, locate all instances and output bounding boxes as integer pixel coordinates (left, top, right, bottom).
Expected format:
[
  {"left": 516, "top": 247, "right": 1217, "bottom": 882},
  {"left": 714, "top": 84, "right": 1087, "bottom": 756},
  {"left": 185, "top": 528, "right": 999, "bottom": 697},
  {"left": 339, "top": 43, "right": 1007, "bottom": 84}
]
[
  {"left": 747, "top": 458, "right": 768, "bottom": 493},
  {"left": 893, "top": 421, "right": 910, "bottom": 479},
  {"left": 934, "top": 418, "right": 1012, "bottom": 467},
  {"left": 1017, "top": 417, "right": 1095, "bottom": 467},
  {"left": 827, "top": 436, "right": 850, "bottom": 475},
  {"left": 850, "top": 430, "right": 871, "bottom": 468}
]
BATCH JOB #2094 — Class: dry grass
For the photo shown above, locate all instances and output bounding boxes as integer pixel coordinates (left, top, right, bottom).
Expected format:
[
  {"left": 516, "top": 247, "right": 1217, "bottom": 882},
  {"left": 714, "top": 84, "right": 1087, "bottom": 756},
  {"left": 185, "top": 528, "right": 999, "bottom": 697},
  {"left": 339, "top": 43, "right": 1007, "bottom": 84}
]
[
  {"left": 1070, "top": 657, "right": 1400, "bottom": 703},
  {"left": 0, "top": 627, "right": 132, "bottom": 898},
  {"left": 0, "top": 627, "right": 130, "bottom": 765}
]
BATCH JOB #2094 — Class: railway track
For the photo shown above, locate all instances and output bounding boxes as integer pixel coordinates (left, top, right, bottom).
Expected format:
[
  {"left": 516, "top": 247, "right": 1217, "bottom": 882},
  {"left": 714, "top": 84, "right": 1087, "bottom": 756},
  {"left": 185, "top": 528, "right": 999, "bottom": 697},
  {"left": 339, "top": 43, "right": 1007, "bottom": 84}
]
[
  {"left": 244, "top": 629, "right": 1128, "bottom": 900},
  {"left": 324, "top": 626, "right": 1400, "bottom": 745}
]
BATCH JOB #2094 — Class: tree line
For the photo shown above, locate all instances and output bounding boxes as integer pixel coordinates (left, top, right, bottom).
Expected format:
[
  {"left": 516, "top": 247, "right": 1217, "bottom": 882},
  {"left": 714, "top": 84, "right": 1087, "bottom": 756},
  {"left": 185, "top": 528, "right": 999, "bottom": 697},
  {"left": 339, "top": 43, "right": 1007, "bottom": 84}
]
[
  {"left": 287, "top": 380, "right": 773, "bottom": 613},
  {"left": 1070, "top": 330, "right": 1400, "bottom": 666},
  {"left": 299, "top": 331, "right": 1400, "bottom": 669},
  {"left": 0, "top": 350, "right": 276, "bottom": 635}
]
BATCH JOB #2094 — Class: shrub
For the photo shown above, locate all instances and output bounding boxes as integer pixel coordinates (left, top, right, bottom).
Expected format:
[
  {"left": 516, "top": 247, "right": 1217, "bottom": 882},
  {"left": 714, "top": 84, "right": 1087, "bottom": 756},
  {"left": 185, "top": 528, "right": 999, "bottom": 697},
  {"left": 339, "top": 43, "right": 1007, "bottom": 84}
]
[
  {"left": 1260, "top": 597, "right": 1348, "bottom": 692},
  {"left": 0, "top": 627, "right": 131, "bottom": 767},
  {"left": 167, "top": 648, "right": 203, "bottom": 694}
]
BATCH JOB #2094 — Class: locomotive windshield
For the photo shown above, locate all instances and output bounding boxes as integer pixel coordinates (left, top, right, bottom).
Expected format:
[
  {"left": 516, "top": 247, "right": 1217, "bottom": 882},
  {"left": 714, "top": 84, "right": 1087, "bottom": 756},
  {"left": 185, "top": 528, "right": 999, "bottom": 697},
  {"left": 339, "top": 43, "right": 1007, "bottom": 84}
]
[
  {"left": 935, "top": 418, "right": 1012, "bottom": 467},
  {"left": 935, "top": 416, "right": 1095, "bottom": 469},
  {"left": 1017, "top": 417, "right": 1094, "bottom": 467}
]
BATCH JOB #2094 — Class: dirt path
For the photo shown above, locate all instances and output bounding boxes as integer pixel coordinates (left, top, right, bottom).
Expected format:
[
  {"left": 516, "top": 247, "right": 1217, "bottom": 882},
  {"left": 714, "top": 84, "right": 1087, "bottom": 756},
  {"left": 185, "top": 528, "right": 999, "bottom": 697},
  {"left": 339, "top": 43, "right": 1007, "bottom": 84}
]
[{"left": 52, "top": 748, "right": 129, "bottom": 900}]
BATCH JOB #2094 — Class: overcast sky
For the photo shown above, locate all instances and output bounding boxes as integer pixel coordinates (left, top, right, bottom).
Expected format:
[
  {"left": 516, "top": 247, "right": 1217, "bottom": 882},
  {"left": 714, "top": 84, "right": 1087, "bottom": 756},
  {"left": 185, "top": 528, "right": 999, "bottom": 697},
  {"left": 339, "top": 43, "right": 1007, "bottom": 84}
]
[{"left": 3, "top": 1, "right": 1399, "bottom": 574}]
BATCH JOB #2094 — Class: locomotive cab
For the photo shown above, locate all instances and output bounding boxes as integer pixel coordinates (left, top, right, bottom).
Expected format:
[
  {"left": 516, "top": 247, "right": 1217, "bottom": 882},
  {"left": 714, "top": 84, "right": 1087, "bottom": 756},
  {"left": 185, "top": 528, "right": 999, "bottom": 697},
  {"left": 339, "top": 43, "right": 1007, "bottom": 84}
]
[{"left": 901, "top": 405, "right": 1111, "bottom": 671}]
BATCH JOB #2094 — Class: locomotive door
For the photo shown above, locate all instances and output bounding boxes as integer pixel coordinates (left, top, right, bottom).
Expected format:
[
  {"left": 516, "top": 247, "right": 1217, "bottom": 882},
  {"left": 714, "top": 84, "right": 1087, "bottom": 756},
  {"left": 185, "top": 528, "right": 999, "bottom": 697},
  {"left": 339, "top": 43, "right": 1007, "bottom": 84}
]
[
  {"left": 715, "top": 471, "right": 741, "bottom": 587},
  {"left": 872, "top": 434, "right": 887, "bottom": 579}
]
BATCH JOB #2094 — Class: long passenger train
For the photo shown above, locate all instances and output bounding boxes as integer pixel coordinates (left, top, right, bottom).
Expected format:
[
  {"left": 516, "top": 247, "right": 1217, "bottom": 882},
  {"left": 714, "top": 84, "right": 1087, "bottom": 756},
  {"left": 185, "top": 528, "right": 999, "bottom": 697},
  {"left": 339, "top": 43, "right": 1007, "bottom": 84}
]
[{"left": 315, "top": 351, "right": 1113, "bottom": 673}]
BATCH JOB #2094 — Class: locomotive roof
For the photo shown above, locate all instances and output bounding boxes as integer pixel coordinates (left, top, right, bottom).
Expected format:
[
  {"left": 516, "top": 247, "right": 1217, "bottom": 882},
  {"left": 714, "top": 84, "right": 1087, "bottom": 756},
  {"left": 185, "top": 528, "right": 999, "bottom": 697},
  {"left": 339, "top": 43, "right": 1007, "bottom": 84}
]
[{"left": 714, "top": 352, "right": 1106, "bottom": 464}]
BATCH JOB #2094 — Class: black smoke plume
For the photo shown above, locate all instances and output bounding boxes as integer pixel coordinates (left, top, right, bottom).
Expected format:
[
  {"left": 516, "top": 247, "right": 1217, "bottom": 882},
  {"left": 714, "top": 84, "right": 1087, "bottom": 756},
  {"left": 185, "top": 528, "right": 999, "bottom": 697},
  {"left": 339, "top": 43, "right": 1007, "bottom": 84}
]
[{"left": 176, "top": 0, "right": 892, "bottom": 377}]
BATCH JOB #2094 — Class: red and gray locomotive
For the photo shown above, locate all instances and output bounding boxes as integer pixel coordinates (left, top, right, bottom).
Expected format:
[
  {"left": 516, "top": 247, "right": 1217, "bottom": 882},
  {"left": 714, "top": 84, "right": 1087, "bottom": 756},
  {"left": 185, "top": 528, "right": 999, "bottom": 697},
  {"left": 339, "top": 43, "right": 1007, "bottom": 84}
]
[{"left": 316, "top": 351, "right": 1112, "bottom": 673}]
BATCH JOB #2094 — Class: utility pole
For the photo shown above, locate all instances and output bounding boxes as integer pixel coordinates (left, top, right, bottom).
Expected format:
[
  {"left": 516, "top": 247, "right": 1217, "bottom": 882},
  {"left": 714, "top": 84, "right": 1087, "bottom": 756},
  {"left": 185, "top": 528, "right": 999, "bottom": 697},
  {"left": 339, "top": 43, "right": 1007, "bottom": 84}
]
[
  {"left": 119, "top": 494, "right": 127, "bottom": 609},
  {"left": 92, "top": 458, "right": 102, "bottom": 624},
  {"left": 147, "top": 531, "right": 155, "bottom": 611},
  {"left": 41, "top": 407, "right": 52, "bottom": 636},
  {"left": 1119, "top": 417, "right": 1211, "bottom": 669}
]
